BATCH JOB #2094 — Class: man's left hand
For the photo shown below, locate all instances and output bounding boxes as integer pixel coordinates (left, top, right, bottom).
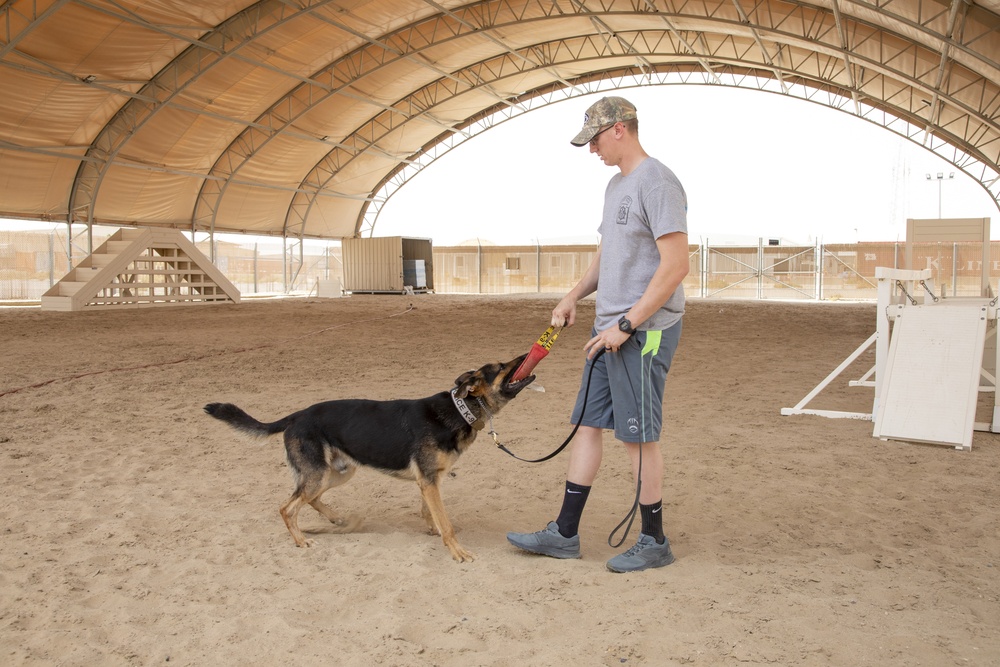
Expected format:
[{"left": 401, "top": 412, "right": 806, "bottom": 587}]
[{"left": 584, "top": 328, "right": 632, "bottom": 359}]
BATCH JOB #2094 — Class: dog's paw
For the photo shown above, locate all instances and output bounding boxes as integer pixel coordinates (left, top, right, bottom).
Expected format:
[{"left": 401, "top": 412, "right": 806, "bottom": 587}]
[
  {"left": 451, "top": 547, "right": 475, "bottom": 563},
  {"left": 331, "top": 515, "right": 364, "bottom": 533},
  {"left": 442, "top": 537, "right": 474, "bottom": 562}
]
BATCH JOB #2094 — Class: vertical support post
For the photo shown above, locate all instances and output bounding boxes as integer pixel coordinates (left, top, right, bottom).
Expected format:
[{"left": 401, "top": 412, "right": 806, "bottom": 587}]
[
  {"left": 282, "top": 235, "right": 288, "bottom": 293},
  {"left": 874, "top": 272, "right": 893, "bottom": 420},
  {"left": 953, "top": 242, "right": 958, "bottom": 297},
  {"left": 48, "top": 232, "right": 55, "bottom": 287},
  {"left": 817, "top": 241, "right": 823, "bottom": 300},
  {"left": 757, "top": 238, "right": 763, "bottom": 300},
  {"left": 701, "top": 239, "right": 707, "bottom": 298},
  {"left": 536, "top": 240, "right": 541, "bottom": 293},
  {"left": 64, "top": 220, "right": 72, "bottom": 266},
  {"left": 253, "top": 243, "right": 259, "bottom": 294},
  {"left": 994, "top": 318, "right": 1000, "bottom": 433}
]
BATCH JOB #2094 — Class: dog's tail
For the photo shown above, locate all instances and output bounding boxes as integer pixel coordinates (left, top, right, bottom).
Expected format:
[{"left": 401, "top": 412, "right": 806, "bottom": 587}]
[{"left": 203, "top": 402, "right": 291, "bottom": 439}]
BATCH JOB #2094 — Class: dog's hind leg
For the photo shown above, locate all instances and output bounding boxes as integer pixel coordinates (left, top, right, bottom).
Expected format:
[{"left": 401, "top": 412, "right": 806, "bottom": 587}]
[
  {"left": 279, "top": 488, "right": 314, "bottom": 547},
  {"left": 311, "top": 501, "right": 364, "bottom": 533},
  {"left": 309, "top": 466, "right": 363, "bottom": 533}
]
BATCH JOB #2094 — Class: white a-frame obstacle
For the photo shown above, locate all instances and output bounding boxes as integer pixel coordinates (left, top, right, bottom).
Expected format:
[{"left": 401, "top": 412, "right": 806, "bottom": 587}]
[
  {"left": 781, "top": 267, "right": 999, "bottom": 451},
  {"left": 41, "top": 228, "right": 240, "bottom": 311}
]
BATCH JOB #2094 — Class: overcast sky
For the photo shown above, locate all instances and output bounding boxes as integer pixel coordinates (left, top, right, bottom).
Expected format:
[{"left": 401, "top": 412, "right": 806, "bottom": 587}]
[
  {"left": 3, "top": 85, "right": 996, "bottom": 246},
  {"left": 374, "top": 86, "right": 998, "bottom": 246}
]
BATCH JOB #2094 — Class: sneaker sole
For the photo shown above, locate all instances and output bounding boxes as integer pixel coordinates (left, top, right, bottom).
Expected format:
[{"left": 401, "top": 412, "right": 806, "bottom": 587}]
[
  {"left": 606, "top": 552, "right": 675, "bottom": 573},
  {"left": 506, "top": 537, "right": 581, "bottom": 559}
]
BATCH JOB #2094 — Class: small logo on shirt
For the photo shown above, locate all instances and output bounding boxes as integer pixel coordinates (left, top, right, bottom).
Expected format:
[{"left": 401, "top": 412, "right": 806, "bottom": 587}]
[{"left": 616, "top": 196, "right": 632, "bottom": 225}]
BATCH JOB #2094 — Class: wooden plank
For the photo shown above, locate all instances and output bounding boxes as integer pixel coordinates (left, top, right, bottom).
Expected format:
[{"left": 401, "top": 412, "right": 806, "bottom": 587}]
[
  {"left": 873, "top": 304, "right": 988, "bottom": 450},
  {"left": 39, "top": 296, "right": 74, "bottom": 311}
]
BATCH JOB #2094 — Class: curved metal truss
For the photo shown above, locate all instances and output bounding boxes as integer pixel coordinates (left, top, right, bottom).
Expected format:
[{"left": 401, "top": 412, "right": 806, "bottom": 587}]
[
  {"left": 360, "top": 64, "right": 1000, "bottom": 237},
  {"left": 20, "top": 0, "right": 1000, "bottom": 249},
  {"left": 277, "top": 0, "right": 1000, "bottom": 241},
  {"left": 65, "top": 0, "right": 338, "bottom": 230}
]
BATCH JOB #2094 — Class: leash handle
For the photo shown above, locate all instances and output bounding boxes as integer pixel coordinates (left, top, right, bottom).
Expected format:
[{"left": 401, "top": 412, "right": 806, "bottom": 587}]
[
  {"left": 537, "top": 325, "right": 561, "bottom": 350},
  {"left": 607, "top": 454, "right": 641, "bottom": 549}
]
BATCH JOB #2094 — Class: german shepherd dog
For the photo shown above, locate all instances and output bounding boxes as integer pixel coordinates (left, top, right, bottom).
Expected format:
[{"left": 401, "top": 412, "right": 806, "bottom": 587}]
[{"left": 204, "top": 353, "right": 534, "bottom": 562}]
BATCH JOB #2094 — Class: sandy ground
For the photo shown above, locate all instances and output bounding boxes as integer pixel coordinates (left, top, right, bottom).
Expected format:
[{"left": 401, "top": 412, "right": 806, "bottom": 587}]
[{"left": 1, "top": 294, "right": 998, "bottom": 667}]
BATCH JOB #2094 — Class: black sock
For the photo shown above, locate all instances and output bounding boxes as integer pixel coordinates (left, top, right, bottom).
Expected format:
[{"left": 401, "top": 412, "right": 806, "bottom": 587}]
[
  {"left": 554, "top": 481, "right": 591, "bottom": 538},
  {"left": 640, "top": 501, "right": 665, "bottom": 544}
]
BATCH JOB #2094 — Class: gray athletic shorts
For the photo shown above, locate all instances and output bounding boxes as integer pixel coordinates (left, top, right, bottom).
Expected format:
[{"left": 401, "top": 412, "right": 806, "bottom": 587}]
[{"left": 569, "top": 321, "right": 682, "bottom": 443}]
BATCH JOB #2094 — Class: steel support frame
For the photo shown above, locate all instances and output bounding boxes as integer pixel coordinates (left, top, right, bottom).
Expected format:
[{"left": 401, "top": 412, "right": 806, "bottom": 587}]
[{"left": 4, "top": 0, "right": 1000, "bottom": 248}]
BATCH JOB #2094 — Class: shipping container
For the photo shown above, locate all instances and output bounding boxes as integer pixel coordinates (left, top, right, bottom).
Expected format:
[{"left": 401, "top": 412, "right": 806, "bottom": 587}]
[{"left": 342, "top": 236, "right": 433, "bottom": 293}]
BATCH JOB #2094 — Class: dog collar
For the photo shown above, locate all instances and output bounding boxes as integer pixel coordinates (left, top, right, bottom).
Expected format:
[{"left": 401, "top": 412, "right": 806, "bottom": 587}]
[{"left": 450, "top": 388, "right": 478, "bottom": 426}]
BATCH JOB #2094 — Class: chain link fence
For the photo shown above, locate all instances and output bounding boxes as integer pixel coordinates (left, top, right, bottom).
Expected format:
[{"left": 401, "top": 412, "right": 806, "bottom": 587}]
[
  {"left": 2, "top": 227, "right": 996, "bottom": 302},
  {"left": 0, "top": 227, "right": 343, "bottom": 301}
]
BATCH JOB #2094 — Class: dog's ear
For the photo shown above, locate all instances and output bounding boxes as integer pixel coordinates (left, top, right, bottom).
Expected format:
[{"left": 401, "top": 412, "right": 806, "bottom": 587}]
[{"left": 453, "top": 369, "right": 484, "bottom": 399}]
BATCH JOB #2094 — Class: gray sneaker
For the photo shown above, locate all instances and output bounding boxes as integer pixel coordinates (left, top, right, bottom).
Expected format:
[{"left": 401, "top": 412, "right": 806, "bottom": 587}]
[
  {"left": 606, "top": 533, "right": 675, "bottom": 573},
  {"left": 506, "top": 521, "right": 581, "bottom": 559}
]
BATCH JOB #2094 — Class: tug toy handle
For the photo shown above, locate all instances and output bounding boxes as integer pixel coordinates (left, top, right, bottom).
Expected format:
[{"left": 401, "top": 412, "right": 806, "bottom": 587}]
[{"left": 512, "top": 325, "right": 561, "bottom": 381}]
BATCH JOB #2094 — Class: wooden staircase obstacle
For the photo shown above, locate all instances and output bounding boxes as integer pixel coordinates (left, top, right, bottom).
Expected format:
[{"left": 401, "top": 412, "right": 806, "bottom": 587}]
[{"left": 41, "top": 228, "right": 240, "bottom": 311}]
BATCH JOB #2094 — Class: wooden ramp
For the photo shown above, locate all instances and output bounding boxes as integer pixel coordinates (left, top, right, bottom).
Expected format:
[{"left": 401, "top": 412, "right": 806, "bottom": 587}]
[
  {"left": 872, "top": 302, "right": 989, "bottom": 450},
  {"left": 41, "top": 228, "right": 240, "bottom": 311}
]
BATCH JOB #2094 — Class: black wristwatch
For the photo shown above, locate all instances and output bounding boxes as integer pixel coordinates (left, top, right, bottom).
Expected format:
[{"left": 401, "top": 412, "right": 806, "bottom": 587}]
[{"left": 618, "top": 315, "right": 635, "bottom": 335}]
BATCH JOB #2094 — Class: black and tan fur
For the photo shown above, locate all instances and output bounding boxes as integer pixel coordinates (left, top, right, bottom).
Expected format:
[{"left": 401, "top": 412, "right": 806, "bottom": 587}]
[{"left": 204, "top": 354, "right": 534, "bottom": 562}]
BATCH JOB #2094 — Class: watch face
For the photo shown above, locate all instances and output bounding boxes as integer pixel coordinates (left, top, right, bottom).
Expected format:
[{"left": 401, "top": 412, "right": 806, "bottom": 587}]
[{"left": 619, "top": 318, "right": 630, "bottom": 332}]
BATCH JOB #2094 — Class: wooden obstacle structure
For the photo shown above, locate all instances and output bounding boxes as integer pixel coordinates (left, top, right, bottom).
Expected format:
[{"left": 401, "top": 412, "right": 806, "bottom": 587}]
[
  {"left": 784, "top": 217, "right": 999, "bottom": 450},
  {"left": 872, "top": 298, "right": 994, "bottom": 450},
  {"left": 782, "top": 267, "right": 999, "bottom": 450},
  {"left": 41, "top": 228, "right": 240, "bottom": 311}
]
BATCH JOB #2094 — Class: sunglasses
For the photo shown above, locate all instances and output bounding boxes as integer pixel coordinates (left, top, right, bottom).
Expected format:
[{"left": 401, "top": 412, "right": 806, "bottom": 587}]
[{"left": 589, "top": 124, "right": 617, "bottom": 146}]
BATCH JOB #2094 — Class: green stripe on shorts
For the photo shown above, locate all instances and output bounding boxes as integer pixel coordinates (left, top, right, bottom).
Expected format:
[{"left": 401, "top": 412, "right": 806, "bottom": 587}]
[{"left": 641, "top": 329, "right": 662, "bottom": 356}]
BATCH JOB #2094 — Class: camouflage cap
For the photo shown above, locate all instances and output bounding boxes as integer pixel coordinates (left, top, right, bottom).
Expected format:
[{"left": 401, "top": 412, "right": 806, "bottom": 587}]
[{"left": 570, "top": 96, "right": 638, "bottom": 146}]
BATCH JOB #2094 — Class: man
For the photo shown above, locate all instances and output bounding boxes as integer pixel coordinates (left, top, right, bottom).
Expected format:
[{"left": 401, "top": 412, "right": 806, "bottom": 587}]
[{"left": 507, "top": 96, "right": 689, "bottom": 573}]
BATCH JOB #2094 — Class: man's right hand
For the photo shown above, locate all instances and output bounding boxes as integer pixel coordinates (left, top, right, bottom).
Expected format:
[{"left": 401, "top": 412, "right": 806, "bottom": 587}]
[{"left": 552, "top": 297, "right": 576, "bottom": 328}]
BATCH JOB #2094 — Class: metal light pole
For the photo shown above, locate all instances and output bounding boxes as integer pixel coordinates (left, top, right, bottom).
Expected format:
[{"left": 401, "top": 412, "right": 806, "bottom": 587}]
[{"left": 925, "top": 171, "right": 955, "bottom": 218}]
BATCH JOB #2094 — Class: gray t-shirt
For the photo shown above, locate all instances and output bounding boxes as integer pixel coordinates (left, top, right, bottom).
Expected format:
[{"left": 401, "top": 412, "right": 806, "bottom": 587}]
[{"left": 595, "top": 157, "right": 687, "bottom": 332}]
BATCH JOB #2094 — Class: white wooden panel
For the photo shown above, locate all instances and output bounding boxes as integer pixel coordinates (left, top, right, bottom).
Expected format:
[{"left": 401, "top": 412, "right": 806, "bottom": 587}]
[{"left": 873, "top": 304, "right": 988, "bottom": 450}]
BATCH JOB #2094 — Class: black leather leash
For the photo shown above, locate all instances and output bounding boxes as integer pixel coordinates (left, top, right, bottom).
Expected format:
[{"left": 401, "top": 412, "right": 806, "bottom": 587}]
[
  {"left": 492, "top": 342, "right": 643, "bottom": 548},
  {"left": 493, "top": 346, "right": 606, "bottom": 463}
]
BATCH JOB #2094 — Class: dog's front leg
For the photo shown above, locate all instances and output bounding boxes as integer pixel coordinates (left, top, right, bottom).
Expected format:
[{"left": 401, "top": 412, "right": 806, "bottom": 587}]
[
  {"left": 417, "top": 480, "right": 473, "bottom": 563},
  {"left": 420, "top": 497, "right": 440, "bottom": 536}
]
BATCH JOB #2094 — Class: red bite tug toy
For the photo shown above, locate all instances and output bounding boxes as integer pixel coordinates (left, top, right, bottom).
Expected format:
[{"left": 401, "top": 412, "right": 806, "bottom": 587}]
[{"left": 512, "top": 325, "right": 561, "bottom": 382}]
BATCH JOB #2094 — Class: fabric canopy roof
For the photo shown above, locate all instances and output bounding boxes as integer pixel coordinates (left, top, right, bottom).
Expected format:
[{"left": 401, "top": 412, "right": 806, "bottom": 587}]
[{"left": 3, "top": 0, "right": 1000, "bottom": 242}]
